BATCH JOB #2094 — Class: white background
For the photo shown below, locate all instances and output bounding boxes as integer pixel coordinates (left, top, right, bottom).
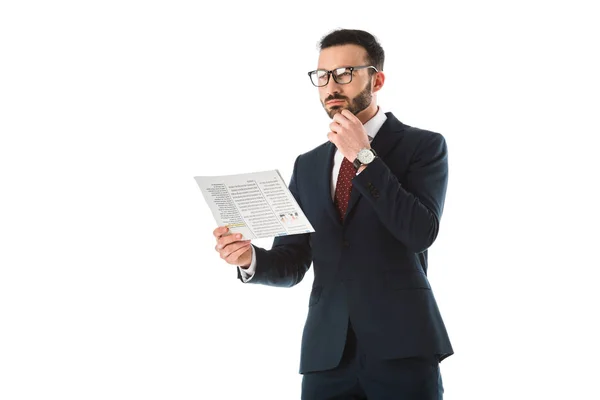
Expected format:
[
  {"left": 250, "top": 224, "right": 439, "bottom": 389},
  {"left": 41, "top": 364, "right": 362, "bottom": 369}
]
[{"left": 1, "top": 1, "right": 599, "bottom": 399}]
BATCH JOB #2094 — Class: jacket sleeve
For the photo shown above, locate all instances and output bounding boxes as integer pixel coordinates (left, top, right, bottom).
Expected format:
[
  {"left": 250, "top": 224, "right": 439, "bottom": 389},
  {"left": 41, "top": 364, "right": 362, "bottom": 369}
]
[
  {"left": 237, "top": 155, "right": 313, "bottom": 287},
  {"left": 352, "top": 131, "right": 448, "bottom": 253}
]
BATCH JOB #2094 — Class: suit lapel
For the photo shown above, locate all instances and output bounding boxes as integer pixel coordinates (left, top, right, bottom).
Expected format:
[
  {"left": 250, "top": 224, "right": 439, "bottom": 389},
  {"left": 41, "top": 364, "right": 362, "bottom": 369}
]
[
  {"left": 345, "top": 180, "right": 362, "bottom": 222},
  {"left": 369, "top": 112, "right": 406, "bottom": 161},
  {"left": 322, "top": 142, "right": 342, "bottom": 225}
]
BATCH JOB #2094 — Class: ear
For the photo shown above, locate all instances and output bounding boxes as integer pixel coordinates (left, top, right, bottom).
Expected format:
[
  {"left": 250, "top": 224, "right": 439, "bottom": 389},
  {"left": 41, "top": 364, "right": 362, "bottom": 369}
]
[{"left": 372, "top": 71, "right": 385, "bottom": 93}]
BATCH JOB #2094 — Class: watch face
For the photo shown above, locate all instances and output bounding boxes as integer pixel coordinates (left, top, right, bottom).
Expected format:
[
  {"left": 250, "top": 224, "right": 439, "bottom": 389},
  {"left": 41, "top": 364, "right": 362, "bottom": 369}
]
[{"left": 358, "top": 149, "right": 375, "bottom": 164}]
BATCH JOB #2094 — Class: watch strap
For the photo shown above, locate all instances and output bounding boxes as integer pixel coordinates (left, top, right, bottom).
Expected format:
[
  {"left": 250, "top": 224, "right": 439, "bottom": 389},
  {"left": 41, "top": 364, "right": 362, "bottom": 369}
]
[{"left": 353, "top": 158, "right": 363, "bottom": 170}]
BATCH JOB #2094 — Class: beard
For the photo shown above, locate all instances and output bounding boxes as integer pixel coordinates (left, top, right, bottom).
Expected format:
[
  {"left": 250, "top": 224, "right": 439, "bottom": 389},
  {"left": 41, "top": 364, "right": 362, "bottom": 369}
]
[{"left": 322, "top": 78, "right": 373, "bottom": 119}]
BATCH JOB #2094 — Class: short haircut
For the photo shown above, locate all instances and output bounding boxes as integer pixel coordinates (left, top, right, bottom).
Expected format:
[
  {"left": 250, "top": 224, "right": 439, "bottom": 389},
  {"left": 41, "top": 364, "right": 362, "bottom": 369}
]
[{"left": 319, "top": 29, "right": 385, "bottom": 73}]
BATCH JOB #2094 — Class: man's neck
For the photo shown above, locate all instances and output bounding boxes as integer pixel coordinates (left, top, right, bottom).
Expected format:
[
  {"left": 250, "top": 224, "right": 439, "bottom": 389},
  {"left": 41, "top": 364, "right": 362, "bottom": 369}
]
[{"left": 356, "top": 104, "right": 379, "bottom": 125}]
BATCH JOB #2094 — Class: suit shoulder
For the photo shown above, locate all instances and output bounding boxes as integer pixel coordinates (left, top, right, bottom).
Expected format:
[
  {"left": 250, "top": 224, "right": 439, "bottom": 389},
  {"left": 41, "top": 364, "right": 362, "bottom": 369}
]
[
  {"left": 403, "top": 124, "right": 446, "bottom": 144},
  {"left": 385, "top": 113, "right": 445, "bottom": 145},
  {"left": 400, "top": 125, "right": 448, "bottom": 160},
  {"left": 296, "top": 141, "right": 331, "bottom": 162}
]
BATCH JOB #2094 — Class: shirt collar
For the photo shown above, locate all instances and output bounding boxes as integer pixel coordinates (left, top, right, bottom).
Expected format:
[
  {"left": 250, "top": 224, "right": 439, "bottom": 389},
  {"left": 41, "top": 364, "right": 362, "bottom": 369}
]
[{"left": 363, "top": 107, "right": 387, "bottom": 142}]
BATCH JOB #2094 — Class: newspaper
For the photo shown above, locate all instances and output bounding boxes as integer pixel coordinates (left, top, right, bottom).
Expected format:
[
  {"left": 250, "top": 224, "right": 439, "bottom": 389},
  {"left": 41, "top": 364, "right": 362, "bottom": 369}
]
[{"left": 194, "top": 170, "right": 315, "bottom": 240}]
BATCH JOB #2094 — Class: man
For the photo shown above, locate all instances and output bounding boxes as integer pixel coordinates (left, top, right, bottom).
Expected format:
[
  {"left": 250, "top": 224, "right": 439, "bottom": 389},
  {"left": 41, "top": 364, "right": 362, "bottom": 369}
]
[{"left": 213, "top": 29, "right": 453, "bottom": 399}]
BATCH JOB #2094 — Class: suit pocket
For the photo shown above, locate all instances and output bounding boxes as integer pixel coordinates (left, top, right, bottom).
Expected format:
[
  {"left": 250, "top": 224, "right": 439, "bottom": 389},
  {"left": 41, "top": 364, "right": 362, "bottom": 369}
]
[
  {"left": 308, "top": 285, "right": 323, "bottom": 307},
  {"left": 384, "top": 270, "right": 431, "bottom": 290}
]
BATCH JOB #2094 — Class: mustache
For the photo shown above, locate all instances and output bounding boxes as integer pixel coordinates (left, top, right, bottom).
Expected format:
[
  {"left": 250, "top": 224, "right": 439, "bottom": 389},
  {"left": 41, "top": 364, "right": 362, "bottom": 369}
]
[{"left": 324, "top": 94, "right": 348, "bottom": 103}]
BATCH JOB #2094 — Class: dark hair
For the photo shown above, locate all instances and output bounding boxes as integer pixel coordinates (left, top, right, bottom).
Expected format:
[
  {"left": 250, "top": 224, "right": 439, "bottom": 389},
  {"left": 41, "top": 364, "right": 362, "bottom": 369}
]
[{"left": 319, "top": 29, "right": 385, "bottom": 73}]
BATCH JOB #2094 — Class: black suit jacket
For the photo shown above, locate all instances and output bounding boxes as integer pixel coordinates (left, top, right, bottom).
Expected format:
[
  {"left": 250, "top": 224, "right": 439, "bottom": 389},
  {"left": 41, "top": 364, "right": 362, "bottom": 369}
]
[{"left": 238, "top": 112, "right": 454, "bottom": 374}]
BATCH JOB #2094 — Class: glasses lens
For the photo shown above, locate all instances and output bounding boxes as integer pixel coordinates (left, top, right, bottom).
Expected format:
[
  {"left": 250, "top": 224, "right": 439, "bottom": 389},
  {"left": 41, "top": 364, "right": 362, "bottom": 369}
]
[
  {"left": 310, "top": 70, "right": 329, "bottom": 86},
  {"left": 333, "top": 67, "right": 352, "bottom": 84}
]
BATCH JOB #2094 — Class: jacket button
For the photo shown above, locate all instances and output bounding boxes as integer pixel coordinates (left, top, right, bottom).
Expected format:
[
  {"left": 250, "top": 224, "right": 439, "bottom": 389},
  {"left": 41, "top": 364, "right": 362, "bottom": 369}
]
[{"left": 343, "top": 240, "right": 350, "bottom": 248}]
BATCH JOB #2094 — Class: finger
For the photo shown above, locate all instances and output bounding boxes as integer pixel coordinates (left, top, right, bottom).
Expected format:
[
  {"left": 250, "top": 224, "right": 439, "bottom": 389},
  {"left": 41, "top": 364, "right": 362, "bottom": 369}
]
[
  {"left": 217, "top": 233, "right": 244, "bottom": 249},
  {"left": 213, "top": 226, "right": 229, "bottom": 238},
  {"left": 333, "top": 112, "right": 350, "bottom": 126},
  {"left": 329, "top": 121, "right": 342, "bottom": 133},
  {"left": 225, "top": 242, "right": 252, "bottom": 264},
  {"left": 221, "top": 240, "right": 251, "bottom": 260},
  {"left": 341, "top": 109, "right": 358, "bottom": 122},
  {"left": 215, "top": 237, "right": 247, "bottom": 252},
  {"left": 225, "top": 243, "right": 250, "bottom": 263},
  {"left": 220, "top": 238, "right": 250, "bottom": 254},
  {"left": 327, "top": 131, "right": 337, "bottom": 144}
]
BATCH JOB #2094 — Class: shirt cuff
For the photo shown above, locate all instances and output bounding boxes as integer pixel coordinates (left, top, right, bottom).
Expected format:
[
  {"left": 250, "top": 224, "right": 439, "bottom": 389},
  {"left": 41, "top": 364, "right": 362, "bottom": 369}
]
[{"left": 238, "top": 245, "right": 256, "bottom": 282}]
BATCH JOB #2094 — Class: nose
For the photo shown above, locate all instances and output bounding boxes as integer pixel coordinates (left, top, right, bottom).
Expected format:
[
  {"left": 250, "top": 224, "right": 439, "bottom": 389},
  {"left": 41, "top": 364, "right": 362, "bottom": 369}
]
[{"left": 324, "top": 76, "right": 342, "bottom": 97}]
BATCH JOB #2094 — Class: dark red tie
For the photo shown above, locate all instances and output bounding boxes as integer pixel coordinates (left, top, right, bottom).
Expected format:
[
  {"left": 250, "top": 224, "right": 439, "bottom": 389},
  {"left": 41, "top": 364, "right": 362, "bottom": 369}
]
[{"left": 334, "top": 157, "right": 355, "bottom": 221}]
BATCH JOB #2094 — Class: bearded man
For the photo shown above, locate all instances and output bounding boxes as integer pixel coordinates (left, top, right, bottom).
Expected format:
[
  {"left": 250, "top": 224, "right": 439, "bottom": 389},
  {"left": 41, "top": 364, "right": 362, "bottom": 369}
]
[{"left": 213, "top": 29, "right": 453, "bottom": 399}]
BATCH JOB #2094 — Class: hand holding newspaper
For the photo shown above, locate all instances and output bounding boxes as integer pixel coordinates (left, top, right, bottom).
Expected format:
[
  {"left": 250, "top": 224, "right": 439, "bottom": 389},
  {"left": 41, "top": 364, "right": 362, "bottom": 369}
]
[{"left": 194, "top": 170, "right": 315, "bottom": 240}]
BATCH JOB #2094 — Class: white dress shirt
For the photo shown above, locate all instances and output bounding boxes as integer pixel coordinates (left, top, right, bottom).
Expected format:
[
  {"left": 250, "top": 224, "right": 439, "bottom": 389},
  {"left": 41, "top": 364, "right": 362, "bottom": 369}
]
[{"left": 239, "top": 109, "right": 387, "bottom": 281}]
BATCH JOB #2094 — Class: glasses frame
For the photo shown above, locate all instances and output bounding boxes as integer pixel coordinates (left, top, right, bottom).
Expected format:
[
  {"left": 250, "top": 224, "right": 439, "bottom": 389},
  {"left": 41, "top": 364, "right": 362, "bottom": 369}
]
[{"left": 308, "top": 65, "right": 379, "bottom": 87}]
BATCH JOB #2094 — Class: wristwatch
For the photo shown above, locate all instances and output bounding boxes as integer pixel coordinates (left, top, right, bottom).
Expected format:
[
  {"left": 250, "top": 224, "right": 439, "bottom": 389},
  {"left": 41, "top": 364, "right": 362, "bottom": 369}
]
[{"left": 353, "top": 148, "right": 377, "bottom": 170}]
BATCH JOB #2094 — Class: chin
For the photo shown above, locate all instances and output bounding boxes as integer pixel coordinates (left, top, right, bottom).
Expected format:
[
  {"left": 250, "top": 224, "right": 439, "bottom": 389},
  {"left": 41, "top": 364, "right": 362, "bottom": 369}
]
[{"left": 327, "top": 105, "right": 346, "bottom": 118}]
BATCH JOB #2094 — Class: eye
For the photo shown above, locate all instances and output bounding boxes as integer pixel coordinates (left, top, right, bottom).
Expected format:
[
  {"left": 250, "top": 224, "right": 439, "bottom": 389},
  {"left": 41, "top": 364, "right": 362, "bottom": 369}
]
[{"left": 334, "top": 68, "right": 351, "bottom": 77}]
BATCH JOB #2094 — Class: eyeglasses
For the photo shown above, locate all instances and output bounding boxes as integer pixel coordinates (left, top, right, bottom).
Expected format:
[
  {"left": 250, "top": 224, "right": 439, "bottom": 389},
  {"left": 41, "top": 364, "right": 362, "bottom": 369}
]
[{"left": 308, "top": 65, "right": 378, "bottom": 87}]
